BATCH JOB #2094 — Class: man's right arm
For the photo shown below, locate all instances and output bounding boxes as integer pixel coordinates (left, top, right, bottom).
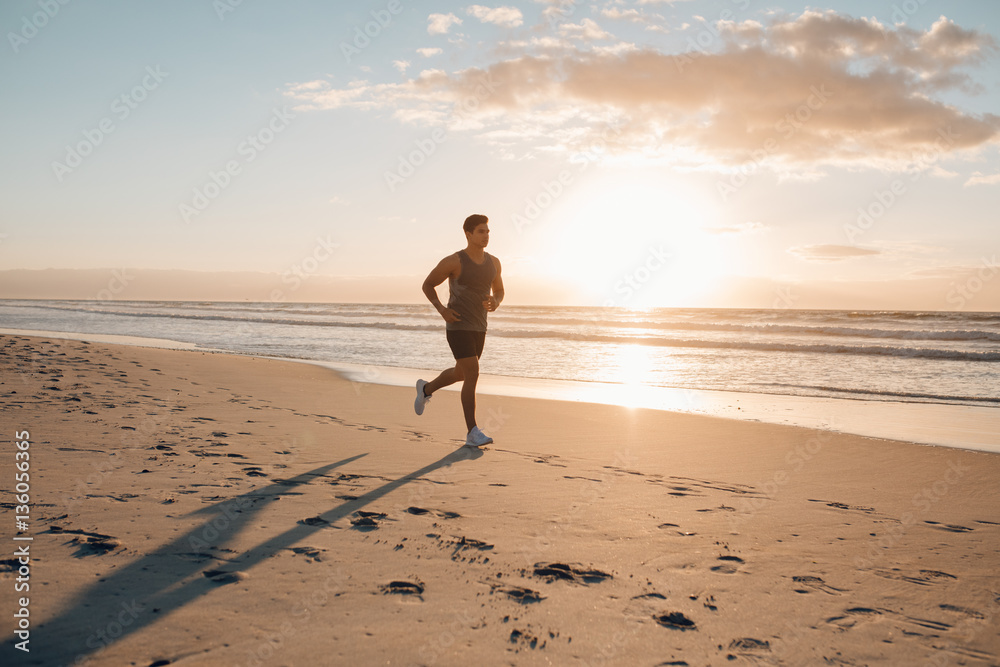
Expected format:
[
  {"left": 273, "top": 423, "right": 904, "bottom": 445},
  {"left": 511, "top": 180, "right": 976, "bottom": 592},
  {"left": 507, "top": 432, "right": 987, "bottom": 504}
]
[{"left": 422, "top": 255, "right": 461, "bottom": 322}]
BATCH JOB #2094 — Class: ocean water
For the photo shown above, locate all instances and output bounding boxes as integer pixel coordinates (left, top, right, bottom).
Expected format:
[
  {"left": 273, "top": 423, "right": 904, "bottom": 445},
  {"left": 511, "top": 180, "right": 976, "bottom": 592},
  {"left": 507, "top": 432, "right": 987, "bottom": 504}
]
[{"left": 1, "top": 300, "right": 998, "bottom": 408}]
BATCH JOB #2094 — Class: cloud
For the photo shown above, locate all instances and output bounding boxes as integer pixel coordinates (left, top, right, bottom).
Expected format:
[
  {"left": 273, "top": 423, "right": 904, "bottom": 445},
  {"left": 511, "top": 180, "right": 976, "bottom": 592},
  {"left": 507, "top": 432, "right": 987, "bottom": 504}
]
[
  {"left": 789, "top": 245, "right": 883, "bottom": 261},
  {"left": 466, "top": 5, "right": 523, "bottom": 28},
  {"left": 964, "top": 171, "right": 1000, "bottom": 187},
  {"left": 392, "top": 60, "right": 410, "bottom": 73},
  {"left": 428, "top": 13, "right": 462, "bottom": 35},
  {"left": 288, "top": 10, "right": 1000, "bottom": 171},
  {"left": 601, "top": 8, "right": 645, "bottom": 23},
  {"left": 417, "top": 47, "right": 443, "bottom": 57},
  {"left": 559, "top": 18, "right": 612, "bottom": 41}
]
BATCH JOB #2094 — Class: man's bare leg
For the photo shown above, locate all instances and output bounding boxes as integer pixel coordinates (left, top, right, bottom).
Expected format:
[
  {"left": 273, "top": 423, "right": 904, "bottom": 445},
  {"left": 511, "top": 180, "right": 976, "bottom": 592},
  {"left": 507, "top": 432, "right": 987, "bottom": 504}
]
[
  {"left": 456, "top": 356, "right": 479, "bottom": 432},
  {"left": 423, "top": 357, "right": 479, "bottom": 432},
  {"left": 424, "top": 366, "right": 464, "bottom": 395}
]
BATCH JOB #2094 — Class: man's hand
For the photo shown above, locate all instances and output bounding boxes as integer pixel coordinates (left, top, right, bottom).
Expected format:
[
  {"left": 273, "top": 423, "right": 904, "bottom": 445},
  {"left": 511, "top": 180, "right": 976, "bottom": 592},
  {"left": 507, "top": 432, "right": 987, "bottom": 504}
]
[
  {"left": 483, "top": 296, "right": 499, "bottom": 312},
  {"left": 438, "top": 305, "right": 462, "bottom": 323}
]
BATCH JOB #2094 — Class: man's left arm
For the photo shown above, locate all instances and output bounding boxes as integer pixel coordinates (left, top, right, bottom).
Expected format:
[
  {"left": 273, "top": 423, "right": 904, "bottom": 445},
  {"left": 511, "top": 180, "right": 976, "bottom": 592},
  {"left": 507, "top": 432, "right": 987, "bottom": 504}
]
[{"left": 488, "top": 256, "right": 504, "bottom": 311}]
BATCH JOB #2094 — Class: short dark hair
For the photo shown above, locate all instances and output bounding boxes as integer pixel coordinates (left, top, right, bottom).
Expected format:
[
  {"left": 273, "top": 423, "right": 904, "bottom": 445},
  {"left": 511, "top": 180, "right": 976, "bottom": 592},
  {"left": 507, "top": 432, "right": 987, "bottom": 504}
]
[{"left": 463, "top": 214, "right": 488, "bottom": 234}]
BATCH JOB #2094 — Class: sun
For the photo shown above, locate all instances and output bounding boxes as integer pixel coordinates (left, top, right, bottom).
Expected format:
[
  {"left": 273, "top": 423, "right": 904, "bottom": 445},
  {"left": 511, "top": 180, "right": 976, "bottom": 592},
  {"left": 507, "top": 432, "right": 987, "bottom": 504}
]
[{"left": 536, "top": 171, "right": 734, "bottom": 307}]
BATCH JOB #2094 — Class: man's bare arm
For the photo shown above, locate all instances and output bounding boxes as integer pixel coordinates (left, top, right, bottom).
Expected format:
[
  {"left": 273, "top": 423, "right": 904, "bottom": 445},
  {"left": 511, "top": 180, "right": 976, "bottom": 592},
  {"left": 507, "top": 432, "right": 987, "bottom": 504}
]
[
  {"left": 423, "top": 254, "right": 462, "bottom": 322},
  {"left": 486, "top": 256, "right": 504, "bottom": 311}
]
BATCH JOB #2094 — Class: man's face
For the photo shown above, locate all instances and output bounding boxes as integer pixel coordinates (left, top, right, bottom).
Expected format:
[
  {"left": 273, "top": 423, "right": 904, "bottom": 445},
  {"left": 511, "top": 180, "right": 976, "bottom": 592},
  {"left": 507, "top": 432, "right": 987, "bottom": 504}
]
[{"left": 468, "top": 223, "right": 490, "bottom": 247}]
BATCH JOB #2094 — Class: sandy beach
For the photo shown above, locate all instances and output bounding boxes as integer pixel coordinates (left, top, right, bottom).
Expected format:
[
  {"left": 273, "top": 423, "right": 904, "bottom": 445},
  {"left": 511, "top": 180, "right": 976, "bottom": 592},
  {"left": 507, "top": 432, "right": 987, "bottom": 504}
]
[{"left": 2, "top": 333, "right": 998, "bottom": 666}]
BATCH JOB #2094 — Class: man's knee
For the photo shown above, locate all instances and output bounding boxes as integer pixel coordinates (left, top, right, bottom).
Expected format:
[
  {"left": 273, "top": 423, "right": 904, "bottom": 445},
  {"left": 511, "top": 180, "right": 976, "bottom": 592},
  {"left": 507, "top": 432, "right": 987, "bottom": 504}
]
[{"left": 457, "top": 358, "right": 479, "bottom": 380}]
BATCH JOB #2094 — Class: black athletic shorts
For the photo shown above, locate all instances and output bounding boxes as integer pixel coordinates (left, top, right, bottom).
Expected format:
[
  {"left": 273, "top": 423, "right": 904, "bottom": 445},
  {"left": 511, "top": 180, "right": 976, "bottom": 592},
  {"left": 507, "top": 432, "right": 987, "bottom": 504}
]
[{"left": 446, "top": 329, "right": 486, "bottom": 360}]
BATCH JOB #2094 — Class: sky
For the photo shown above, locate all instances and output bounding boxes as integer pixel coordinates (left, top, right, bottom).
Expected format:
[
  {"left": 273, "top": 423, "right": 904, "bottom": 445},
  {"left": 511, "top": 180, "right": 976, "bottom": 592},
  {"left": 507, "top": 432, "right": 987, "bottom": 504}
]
[{"left": 1, "top": 0, "right": 999, "bottom": 310}]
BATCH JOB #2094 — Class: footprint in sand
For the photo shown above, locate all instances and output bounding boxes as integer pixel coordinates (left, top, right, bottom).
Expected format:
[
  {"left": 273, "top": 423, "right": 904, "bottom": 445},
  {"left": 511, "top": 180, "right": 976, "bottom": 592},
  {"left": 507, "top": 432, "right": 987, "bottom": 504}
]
[
  {"left": 381, "top": 581, "right": 424, "bottom": 597},
  {"left": 710, "top": 555, "right": 745, "bottom": 574},
  {"left": 939, "top": 603, "right": 985, "bottom": 620},
  {"left": 407, "top": 506, "right": 461, "bottom": 519},
  {"left": 653, "top": 612, "right": 696, "bottom": 631},
  {"left": 872, "top": 568, "right": 957, "bottom": 586},
  {"left": 70, "top": 537, "right": 119, "bottom": 557},
  {"left": 666, "top": 485, "right": 703, "bottom": 497},
  {"left": 808, "top": 499, "right": 877, "bottom": 514},
  {"left": 350, "top": 511, "right": 387, "bottom": 531},
  {"left": 298, "top": 516, "right": 331, "bottom": 527},
  {"left": 509, "top": 628, "right": 559, "bottom": 651},
  {"left": 792, "top": 575, "right": 846, "bottom": 595},
  {"left": 532, "top": 562, "right": 612, "bottom": 585},
  {"left": 449, "top": 536, "right": 494, "bottom": 561},
  {"left": 289, "top": 546, "right": 325, "bottom": 562},
  {"left": 695, "top": 505, "right": 736, "bottom": 513},
  {"left": 924, "top": 520, "right": 974, "bottom": 533},
  {"left": 658, "top": 522, "right": 697, "bottom": 536},
  {"left": 48, "top": 527, "right": 121, "bottom": 557},
  {"left": 491, "top": 584, "right": 545, "bottom": 604},
  {"left": 729, "top": 637, "right": 771, "bottom": 652},
  {"left": 203, "top": 569, "right": 246, "bottom": 585},
  {"left": 825, "top": 606, "right": 885, "bottom": 631}
]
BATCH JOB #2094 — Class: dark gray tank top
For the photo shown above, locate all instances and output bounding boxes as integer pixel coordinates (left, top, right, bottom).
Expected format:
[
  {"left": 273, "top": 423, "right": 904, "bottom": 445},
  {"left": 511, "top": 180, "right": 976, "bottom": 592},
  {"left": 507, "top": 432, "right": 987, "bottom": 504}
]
[{"left": 446, "top": 250, "right": 496, "bottom": 332}]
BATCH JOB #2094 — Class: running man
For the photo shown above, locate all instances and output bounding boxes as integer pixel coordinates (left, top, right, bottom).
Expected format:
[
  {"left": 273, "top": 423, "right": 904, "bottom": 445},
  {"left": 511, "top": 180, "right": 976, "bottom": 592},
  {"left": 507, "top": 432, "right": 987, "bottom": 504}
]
[{"left": 414, "top": 214, "right": 504, "bottom": 447}]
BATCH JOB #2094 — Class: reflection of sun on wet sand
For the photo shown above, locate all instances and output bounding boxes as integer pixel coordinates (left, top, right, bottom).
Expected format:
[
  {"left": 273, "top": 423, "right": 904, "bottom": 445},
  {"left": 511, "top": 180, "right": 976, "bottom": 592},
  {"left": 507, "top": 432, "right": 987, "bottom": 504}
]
[{"left": 1, "top": 333, "right": 998, "bottom": 666}]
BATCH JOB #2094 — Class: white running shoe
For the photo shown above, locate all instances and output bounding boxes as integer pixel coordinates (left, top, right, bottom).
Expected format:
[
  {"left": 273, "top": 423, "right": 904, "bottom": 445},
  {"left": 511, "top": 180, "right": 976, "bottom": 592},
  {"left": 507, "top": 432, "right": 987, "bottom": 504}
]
[
  {"left": 414, "top": 379, "right": 431, "bottom": 415},
  {"left": 465, "top": 426, "right": 493, "bottom": 447}
]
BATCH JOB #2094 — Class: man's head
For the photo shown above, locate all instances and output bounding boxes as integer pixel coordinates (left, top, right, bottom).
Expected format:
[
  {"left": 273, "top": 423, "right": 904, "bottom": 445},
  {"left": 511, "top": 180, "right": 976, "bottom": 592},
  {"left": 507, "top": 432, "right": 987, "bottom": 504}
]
[{"left": 463, "top": 214, "right": 489, "bottom": 247}]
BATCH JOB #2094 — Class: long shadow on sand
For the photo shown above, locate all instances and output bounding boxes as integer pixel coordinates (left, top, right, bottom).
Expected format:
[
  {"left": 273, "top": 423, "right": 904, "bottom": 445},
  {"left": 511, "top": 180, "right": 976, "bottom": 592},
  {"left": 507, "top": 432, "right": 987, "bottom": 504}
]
[{"left": 3, "top": 447, "right": 482, "bottom": 666}]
